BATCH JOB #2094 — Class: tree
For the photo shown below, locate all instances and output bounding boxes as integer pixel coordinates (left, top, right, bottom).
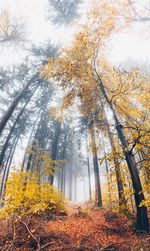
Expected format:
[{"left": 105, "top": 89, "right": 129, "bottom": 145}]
[
  {"left": 89, "top": 124, "right": 102, "bottom": 207},
  {"left": 0, "top": 74, "right": 40, "bottom": 136},
  {"left": 47, "top": 0, "right": 82, "bottom": 24},
  {"left": 40, "top": 1, "right": 149, "bottom": 232},
  {"left": 0, "top": 8, "right": 26, "bottom": 46},
  {"left": 0, "top": 42, "right": 58, "bottom": 136},
  {"left": 127, "top": 0, "right": 150, "bottom": 22},
  {"left": 0, "top": 80, "right": 40, "bottom": 169}
]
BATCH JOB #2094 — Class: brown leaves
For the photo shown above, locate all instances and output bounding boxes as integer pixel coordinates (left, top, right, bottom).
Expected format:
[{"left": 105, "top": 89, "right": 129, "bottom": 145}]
[
  {"left": 0, "top": 206, "right": 149, "bottom": 250},
  {"left": 45, "top": 207, "right": 143, "bottom": 250}
]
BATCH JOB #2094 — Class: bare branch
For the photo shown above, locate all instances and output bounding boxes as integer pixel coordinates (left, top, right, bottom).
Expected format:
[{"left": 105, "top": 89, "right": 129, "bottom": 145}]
[{"left": 0, "top": 8, "right": 26, "bottom": 46}]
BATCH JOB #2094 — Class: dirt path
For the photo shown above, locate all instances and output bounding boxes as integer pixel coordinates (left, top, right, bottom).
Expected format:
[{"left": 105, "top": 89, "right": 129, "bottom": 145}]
[
  {"left": 44, "top": 206, "right": 150, "bottom": 251},
  {"left": 0, "top": 204, "right": 149, "bottom": 250}
]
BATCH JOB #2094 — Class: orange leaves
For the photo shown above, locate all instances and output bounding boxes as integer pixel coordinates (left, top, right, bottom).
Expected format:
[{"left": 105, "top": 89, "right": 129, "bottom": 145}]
[
  {"left": 40, "top": 24, "right": 95, "bottom": 88},
  {"left": 45, "top": 207, "right": 139, "bottom": 250},
  {"left": 89, "top": 0, "right": 131, "bottom": 40}
]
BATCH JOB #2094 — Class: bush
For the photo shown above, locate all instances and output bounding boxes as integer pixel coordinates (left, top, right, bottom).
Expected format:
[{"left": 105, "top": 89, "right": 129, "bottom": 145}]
[{"left": 0, "top": 170, "right": 66, "bottom": 219}]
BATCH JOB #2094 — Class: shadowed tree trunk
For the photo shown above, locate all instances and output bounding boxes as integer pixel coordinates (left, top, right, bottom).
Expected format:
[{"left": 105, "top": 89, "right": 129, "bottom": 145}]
[
  {"left": 106, "top": 126, "right": 127, "bottom": 212},
  {"left": 99, "top": 101, "right": 127, "bottom": 211},
  {"left": 139, "top": 151, "right": 150, "bottom": 193}
]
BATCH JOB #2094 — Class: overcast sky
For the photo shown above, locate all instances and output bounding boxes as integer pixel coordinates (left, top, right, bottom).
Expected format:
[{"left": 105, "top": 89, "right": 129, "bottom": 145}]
[{"left": 0, "top": 0, "right": 150, "bottom": 71}]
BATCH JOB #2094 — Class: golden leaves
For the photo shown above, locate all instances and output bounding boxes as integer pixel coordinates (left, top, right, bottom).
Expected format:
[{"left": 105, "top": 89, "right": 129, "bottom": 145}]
[{"left": 0, "top": 170, "right": 66, "bottom": 219}]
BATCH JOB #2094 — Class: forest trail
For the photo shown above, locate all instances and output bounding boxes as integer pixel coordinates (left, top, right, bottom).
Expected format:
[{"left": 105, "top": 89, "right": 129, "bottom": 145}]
[
  {"left": 0, "top": 203, "right": 150, "bottom": 250},
  {"left": 43, "top": 204, "right": 150, "bottom": 251}
]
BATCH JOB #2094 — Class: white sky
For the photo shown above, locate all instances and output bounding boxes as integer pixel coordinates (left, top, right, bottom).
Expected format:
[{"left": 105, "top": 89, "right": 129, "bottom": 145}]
[
  {"left": 108, "top": 25, "right": 150, "bottom": 71},
  {"left": 0, "top": 0, "right": 150, "bottom": 70},
  {"left": 0, "top": 0, "right": 89, "bottom": 65}
]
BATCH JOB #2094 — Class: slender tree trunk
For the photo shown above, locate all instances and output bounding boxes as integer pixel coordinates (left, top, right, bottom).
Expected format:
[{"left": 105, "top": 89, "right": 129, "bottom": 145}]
[
  {"left": 63, "top": 133, "right": 67, "bottom": 195},
  {"left": 63, "top": 166, "right": 66, "bottom": 195},
  {"left": 0, "top": 150, "right": 12, "bottom": 204},
  {"left": 90, "top": 126, "right": 102, "bottom": 207},
  {"left": 0, "top": 86, "right": 40, "bottom": 170},
  {"left": 0, "top": 133, "right": 19, "bottom": 203},
  {"left": 87, "top": 153, "right": 92, "bottom": 201},
  {"left": 60, "top": 168, "right": 64, "bottom": 193},
  {"left": 25, "top": 112, "right": 44, "bottom": 171},
  {"left": 57, "top": 171, "right": 61, "bottom": 190},
  {"left": 101, "top": 141, "right": 112, "bottom": 208},
  {"left": 49, "top": 121, "right": 61, "bottom": 185},
  {"left": 69, "top": 141, "right": 73, "bottom": 201},
  {"left": 0, "top": 74, "right": 41, "bottom": 136},
  {"left": 85, "top": 130, "right": 92, "bottom": 201},
  {"left": 22, "top": 110, "right": 41, "bottom": 169},
  {"left": 5, "top": 135, "right": 19, "bottom": 177},
  {"left": 74, "top": 171, "right": 77, "bottom": 201},
  {"left": 26, "top": 140, "right": 36, "bottom": 171},
  {"left": 69, "top": 164, "right": 73, "bottom": 200},
  {"left": 128, "top": 179, "right": 135, "bottom": 213},
  {"left": 99, "top": 81, "right": 149, "bottom": 232}
]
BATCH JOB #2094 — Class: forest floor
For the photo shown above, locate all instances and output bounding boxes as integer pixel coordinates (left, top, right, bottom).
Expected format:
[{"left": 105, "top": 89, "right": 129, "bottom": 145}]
[{"left": 0, "top": 203, "right": 149, "bottom": 251}]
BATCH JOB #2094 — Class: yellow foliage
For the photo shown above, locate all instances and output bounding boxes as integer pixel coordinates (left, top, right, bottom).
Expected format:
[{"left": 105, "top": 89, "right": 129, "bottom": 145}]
[
  {"left": 140, "top": 197, "right": 150, "bottom": 207},
  {"left": 0, "top": 170, "right": 66, "bottom": 219}
]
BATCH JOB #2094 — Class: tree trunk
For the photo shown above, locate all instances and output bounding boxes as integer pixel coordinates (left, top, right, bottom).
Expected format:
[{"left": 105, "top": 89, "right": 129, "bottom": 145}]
[
  {"left": 106, "top": 127, "right": 127, "bottom": 211},
  {"left": 69, "top": 164, "right": 73, "bottom": 200},
  {"left": 0, "top": 133, "right": 20, "bottom": 202},
  {"left": 63, "top": 133, "right": 67, "bottom": 196},
  {"left": 25, "top": 110, "right": 45, "bottom": 171},
  {"left": 99, "top": 81, "right": 149, "bottom": 233},
  {"left": 74, "top": 171, "right": 77, "bottom": 201},
  {"left": 139, "top": 151, "right": 150, "bottom": 194},
  {"left": 0, "top": 85, "right": 40, "bottom": 171},
  {"left": 85, "top": 129, "right": 92, "bottom": 201},
  {"left": 49, "top": 121, "right": 61, "bottom": 185},
  {"left": 102, "top": 141, "right": 112, "bottom": 208},
  {"left": 100, "top": 101, "right": 127, "bottom": 210},
  {"left": 69, "top": 140, "right": 73, "bottom": 201},
  {"left": 0, "top": 149, "right": 12, "bottom": 203},
  {"left": 90, "top": 126, "right": 102, "bottom": 207},
  {"left": 0, "top": 74, "right": 40, "bottom": 136},
  {"left": 22, "top": 110, "right": 41, "bottom": 169}
]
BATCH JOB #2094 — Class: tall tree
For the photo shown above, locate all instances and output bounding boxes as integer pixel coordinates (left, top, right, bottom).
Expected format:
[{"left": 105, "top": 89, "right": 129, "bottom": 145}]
[{"left": 40, "top": 1, "right": 149, "bottom": 231}]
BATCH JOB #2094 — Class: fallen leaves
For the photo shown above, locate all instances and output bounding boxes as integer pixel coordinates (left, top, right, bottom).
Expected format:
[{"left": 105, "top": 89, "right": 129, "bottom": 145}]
[{"left": 0, "top": 205, "right": 149, "bottom": 250}]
